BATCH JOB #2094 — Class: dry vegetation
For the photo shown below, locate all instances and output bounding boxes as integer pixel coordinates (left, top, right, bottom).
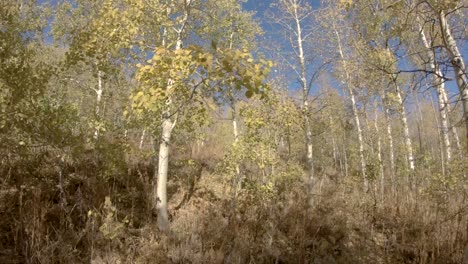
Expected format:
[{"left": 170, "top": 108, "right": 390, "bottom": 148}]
[
  {"left": 1, "top": 141, "right": 466, "bottom": 264},
  {"left": 2, "top": 0, "right": 468, "bottom": 263}
]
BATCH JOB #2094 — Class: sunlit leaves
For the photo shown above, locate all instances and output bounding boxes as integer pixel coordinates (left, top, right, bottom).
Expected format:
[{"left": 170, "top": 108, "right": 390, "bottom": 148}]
[
  {"left": 130, "top": 45, "right": 272, "bottom": 117},
  {"left": 60, "top": 0, "right": 147, "bottom": 66},
  {"left": 216, "top": 49, "right": 273, "bottom": 98}
]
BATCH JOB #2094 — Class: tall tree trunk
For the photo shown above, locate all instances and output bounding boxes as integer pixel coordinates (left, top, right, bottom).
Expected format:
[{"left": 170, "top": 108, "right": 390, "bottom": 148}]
[
  {"left": 343, "top": 132, "right": 349, "bottom": 178},
  {"left": 139, "top": 130, "right": 146, "bottom": 150},
  {"left": 413, "top": 89, "right": 424, "bottom": 154},
  {"left": 351, "top": 88, "right": 368, "bottom": 191},
  {"left": 228, "top": 33, "right": 241, "bottom": 178},
  {"left": 437, "top": 10, "right": 468, "bottom": 153},
  {"left": 430, "top": 95, "right": 446, "bottom": 176},
  {"left": 154, "top": 113, "right": 176, "bottom": 232},
  {"left": 94, "top": 69, "right": 103, "bottom": 140},
  {"left": 374, "top": 105, "right": 384, "bottom": 201},
  {"left": 231, "top": 102, "right": 241, "bottom": 177},
  {"left": 451, "top": 122, "right": 462, "bottom": 155},
  {"left": 332, "top": 135, "right": 338, "bottom": 169},
  {"left": 334, "top": 25, "right": 368, "bottom": 191},
  {"left": 154, "top": 2, "right": 189, "bottom": 232},
  {"left": 419, "top": 22, "right": 452, "bottom": 162},
  {"left": 393, "top": 81, "right": 416, "bottom": 172},
  {"left": 381, "top": 91, "right": 395, "bottom": 193},
  {"left": 292, "top": 2, "right": 315, "bottom": 196},
  {"left": 393, "top": 81, "right": 416, "bottom": 192}
]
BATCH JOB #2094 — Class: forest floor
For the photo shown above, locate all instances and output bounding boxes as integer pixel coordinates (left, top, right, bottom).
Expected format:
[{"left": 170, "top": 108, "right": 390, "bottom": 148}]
[{"left": 1, "top": 157, "right": 467, "bottom": 263}]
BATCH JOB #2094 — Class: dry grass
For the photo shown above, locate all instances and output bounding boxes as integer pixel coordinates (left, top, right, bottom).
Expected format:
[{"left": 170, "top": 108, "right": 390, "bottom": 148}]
[{"left": 0, "top": 149, "right": 466, "bottom": 264}]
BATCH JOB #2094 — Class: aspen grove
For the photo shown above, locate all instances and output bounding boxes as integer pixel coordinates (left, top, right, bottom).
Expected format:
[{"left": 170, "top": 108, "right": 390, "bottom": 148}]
[{"left": 0, "top": 0, "right": 467, "bottom": 263}]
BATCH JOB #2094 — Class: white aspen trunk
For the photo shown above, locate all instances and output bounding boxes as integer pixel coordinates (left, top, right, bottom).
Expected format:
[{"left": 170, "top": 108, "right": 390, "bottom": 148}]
[
  {"left": 430, "top": 95, "right": 446, "bottom": 176},
  {"left": 333, "top": 25, "right": 368, "bottom": 191},
  {"left": 154, "top": 2, "right": 189, "bottom": 232},
  {"left": 292, "top": 2, "right": 315, "bottom": 194},
  {"left": 232, "top": 114, "right": 239, "bottom": 143},
  {"left": 94, "top": 70, "right": 103, "bottom": 140},
  {"left": 351, "top": 89, "right": 368, "bottom": 191},
  {"left": 438, "top": 10, "right": 468, "bottom": 153},
  {"left": 413, "top": 89, "right": 424, "bottom": 153},
  {"left": 419, "top": 23, "right": 452, "bottom": 161},
  {"left": 343, "top": 134, "right": 349, "bottom": 178},
  {"left": 374, "top": 106, "right": 384, "bottom": 201},
  {"left": 381, "top": 91, "right": 395, "bottom": 192},
  {"left": 394, "top": 83, "right": 415, "bottom": 172},
  {"left": 154, "top": 114, "right": 175, "bottom": 232},
  {"left": 232, "top": 103, "right": 240, "bottom": 176},
  {"left": 441, "top": 88, "right": 463, "bottom": 153},
  {"left": 394, "top": 83, "right": 416, "bottom": 193},
  {"left": 437, "top": 85, "right": 452, "bottom": 162},
  {"left": 452, "top": 124, "right": 462, "bottom": 154},
  {"left": 362, "top": 106, "right": 373, "bottom": 157},
  {"left": 228, "top": 33, "right": 241, "bottom": 178},
  {"left": 139, "top": 130, "right": 146, "bottom": 150},
  {"left": 332, "top": 136, "right": 338, "bottom": 168}
]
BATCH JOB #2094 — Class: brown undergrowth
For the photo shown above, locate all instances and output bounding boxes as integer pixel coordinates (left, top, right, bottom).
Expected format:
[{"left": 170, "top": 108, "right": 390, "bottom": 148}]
[{"left": 0, "top": 149, "right": 466, "bottom": 263}]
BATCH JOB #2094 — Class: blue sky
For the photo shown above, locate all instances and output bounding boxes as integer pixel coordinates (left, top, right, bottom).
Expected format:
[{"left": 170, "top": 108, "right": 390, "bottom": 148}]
[
  {"left": 242, "top": 0, "right": 465, "bottom": 104},
  {"left": 39, "top": 0, "right": 465, "bottom": 103}
]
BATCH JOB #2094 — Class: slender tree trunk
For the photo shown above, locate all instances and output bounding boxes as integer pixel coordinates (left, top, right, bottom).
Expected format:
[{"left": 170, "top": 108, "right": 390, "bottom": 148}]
[
  {"left": 452, "top": 124, "right": 462, "bottom": 155},
  {"left": 139, "top": 130, "right": 146, "bottom": 150},
  {"left": 381, "top": 91, "right": 395, "bottom": 193},
  {"left": 292, "top": 3, "right": 315, "bottom": 196},
  {"left": 227, "top": 33, "right": 242, "bottom": 181},
  {"left": 351, "top": 88, "right": 368, "bottom": 191},
  {"left": 413, "top": 89, "right": 424, "bottom": 154},
  {"left": 332, "top": 136, "right": 338, "bottom": 169},
  {"left": 343, "top": 133, "right": 349, "bottom": 178},
  {"left": 419, "top": 22, "right": 452, "bottom": 162},
  {"left": 430, "top": 95, "right": 446, "bottom": 176},
  {"left": 154, "top": 2, "right": 189, "bottom": 232},
  {"left": 231, "top": 102, "right": 241, "bottom": 176},
  {"left": 232, "top": 109, "right": 239, "bottom": 144},
  {"left": 438, "top": 10, "right": 468, "bottom": 153},
  {"left": 393, "top": 82, "right": 416, "bottom": 192},
  {"left": 374, "top": 105, "right": 384, "bottom": 201},
  {"left": 393, "top": 81, "right": 416, "bottom": 172},
  {"left": 443, "top": 90, "right": 462, "bottom": 153},
  {"left": 334, "top": 25, "right": 368, "bottom": 191},
  {"left": 94, "top": 69, "right": 103, "bottom": 140}
]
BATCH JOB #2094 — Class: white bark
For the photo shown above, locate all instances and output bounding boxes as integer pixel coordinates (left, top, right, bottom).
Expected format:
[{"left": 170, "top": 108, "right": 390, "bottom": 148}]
[
  {"left": 430, "top": 95, "right": 446, "bottom": 176},
  {"left": 139, "top": 130, "right": 146, "bottom": 150},
  {"left": 343, "top": 133, "right": 349, "bottom": 178},
  {"left": 333, "top": 25, "right": 368, "bottom": 191},
  {"left": 394, "top": 83, "right": 415, "bottom": 171},
  {"left": 374, "top": 106, "right": 384, "bottom": 200},
  {"left": 437, "top": 10, "right": 468, "bottom": 153},
  {"left": 452, "top": 124, "right": 462, "bottom": 154},
  {"left": 381, "top": 91, "right": 395, "bottom": 192},
  {"left": 413, "top": 89, "right": 424, "bottom": 153},
  {"left": 154, "top": 114, "right": 175, "bottom": 232},
  {"left": 296, "top": 12, "right": 314, "bottom": 183},
  {"left": 289, "top": 0, "right": 315, "bottom": 193},
  {"left": 154, "top": 1, "right": 190, "bottom": 232},
  {"left": 94, "top": 70, "right": 103, "bottom": 140},
  {"left": 418, "top": 22, "right": 452, "bottom": 161},
  {"left": 232, "top": 113, "right": 239, "bottom": 143},
  {"left": 332, "top": 135, "right": 338, "bottom": 168},
  {"left": 231, "top": 103, "right": 240, "bottom": 176}
]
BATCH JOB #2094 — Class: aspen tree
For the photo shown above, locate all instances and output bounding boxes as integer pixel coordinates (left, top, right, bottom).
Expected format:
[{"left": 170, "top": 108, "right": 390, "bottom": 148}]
[
  {"left": 131, "top": 0, "right": 272, "bottom": 231},
  {"left": 268, "top": 0, "right": 330, "bottom": 196},
  {"left": 427, "top": 1, "right": 468, "bottom": 152}
]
